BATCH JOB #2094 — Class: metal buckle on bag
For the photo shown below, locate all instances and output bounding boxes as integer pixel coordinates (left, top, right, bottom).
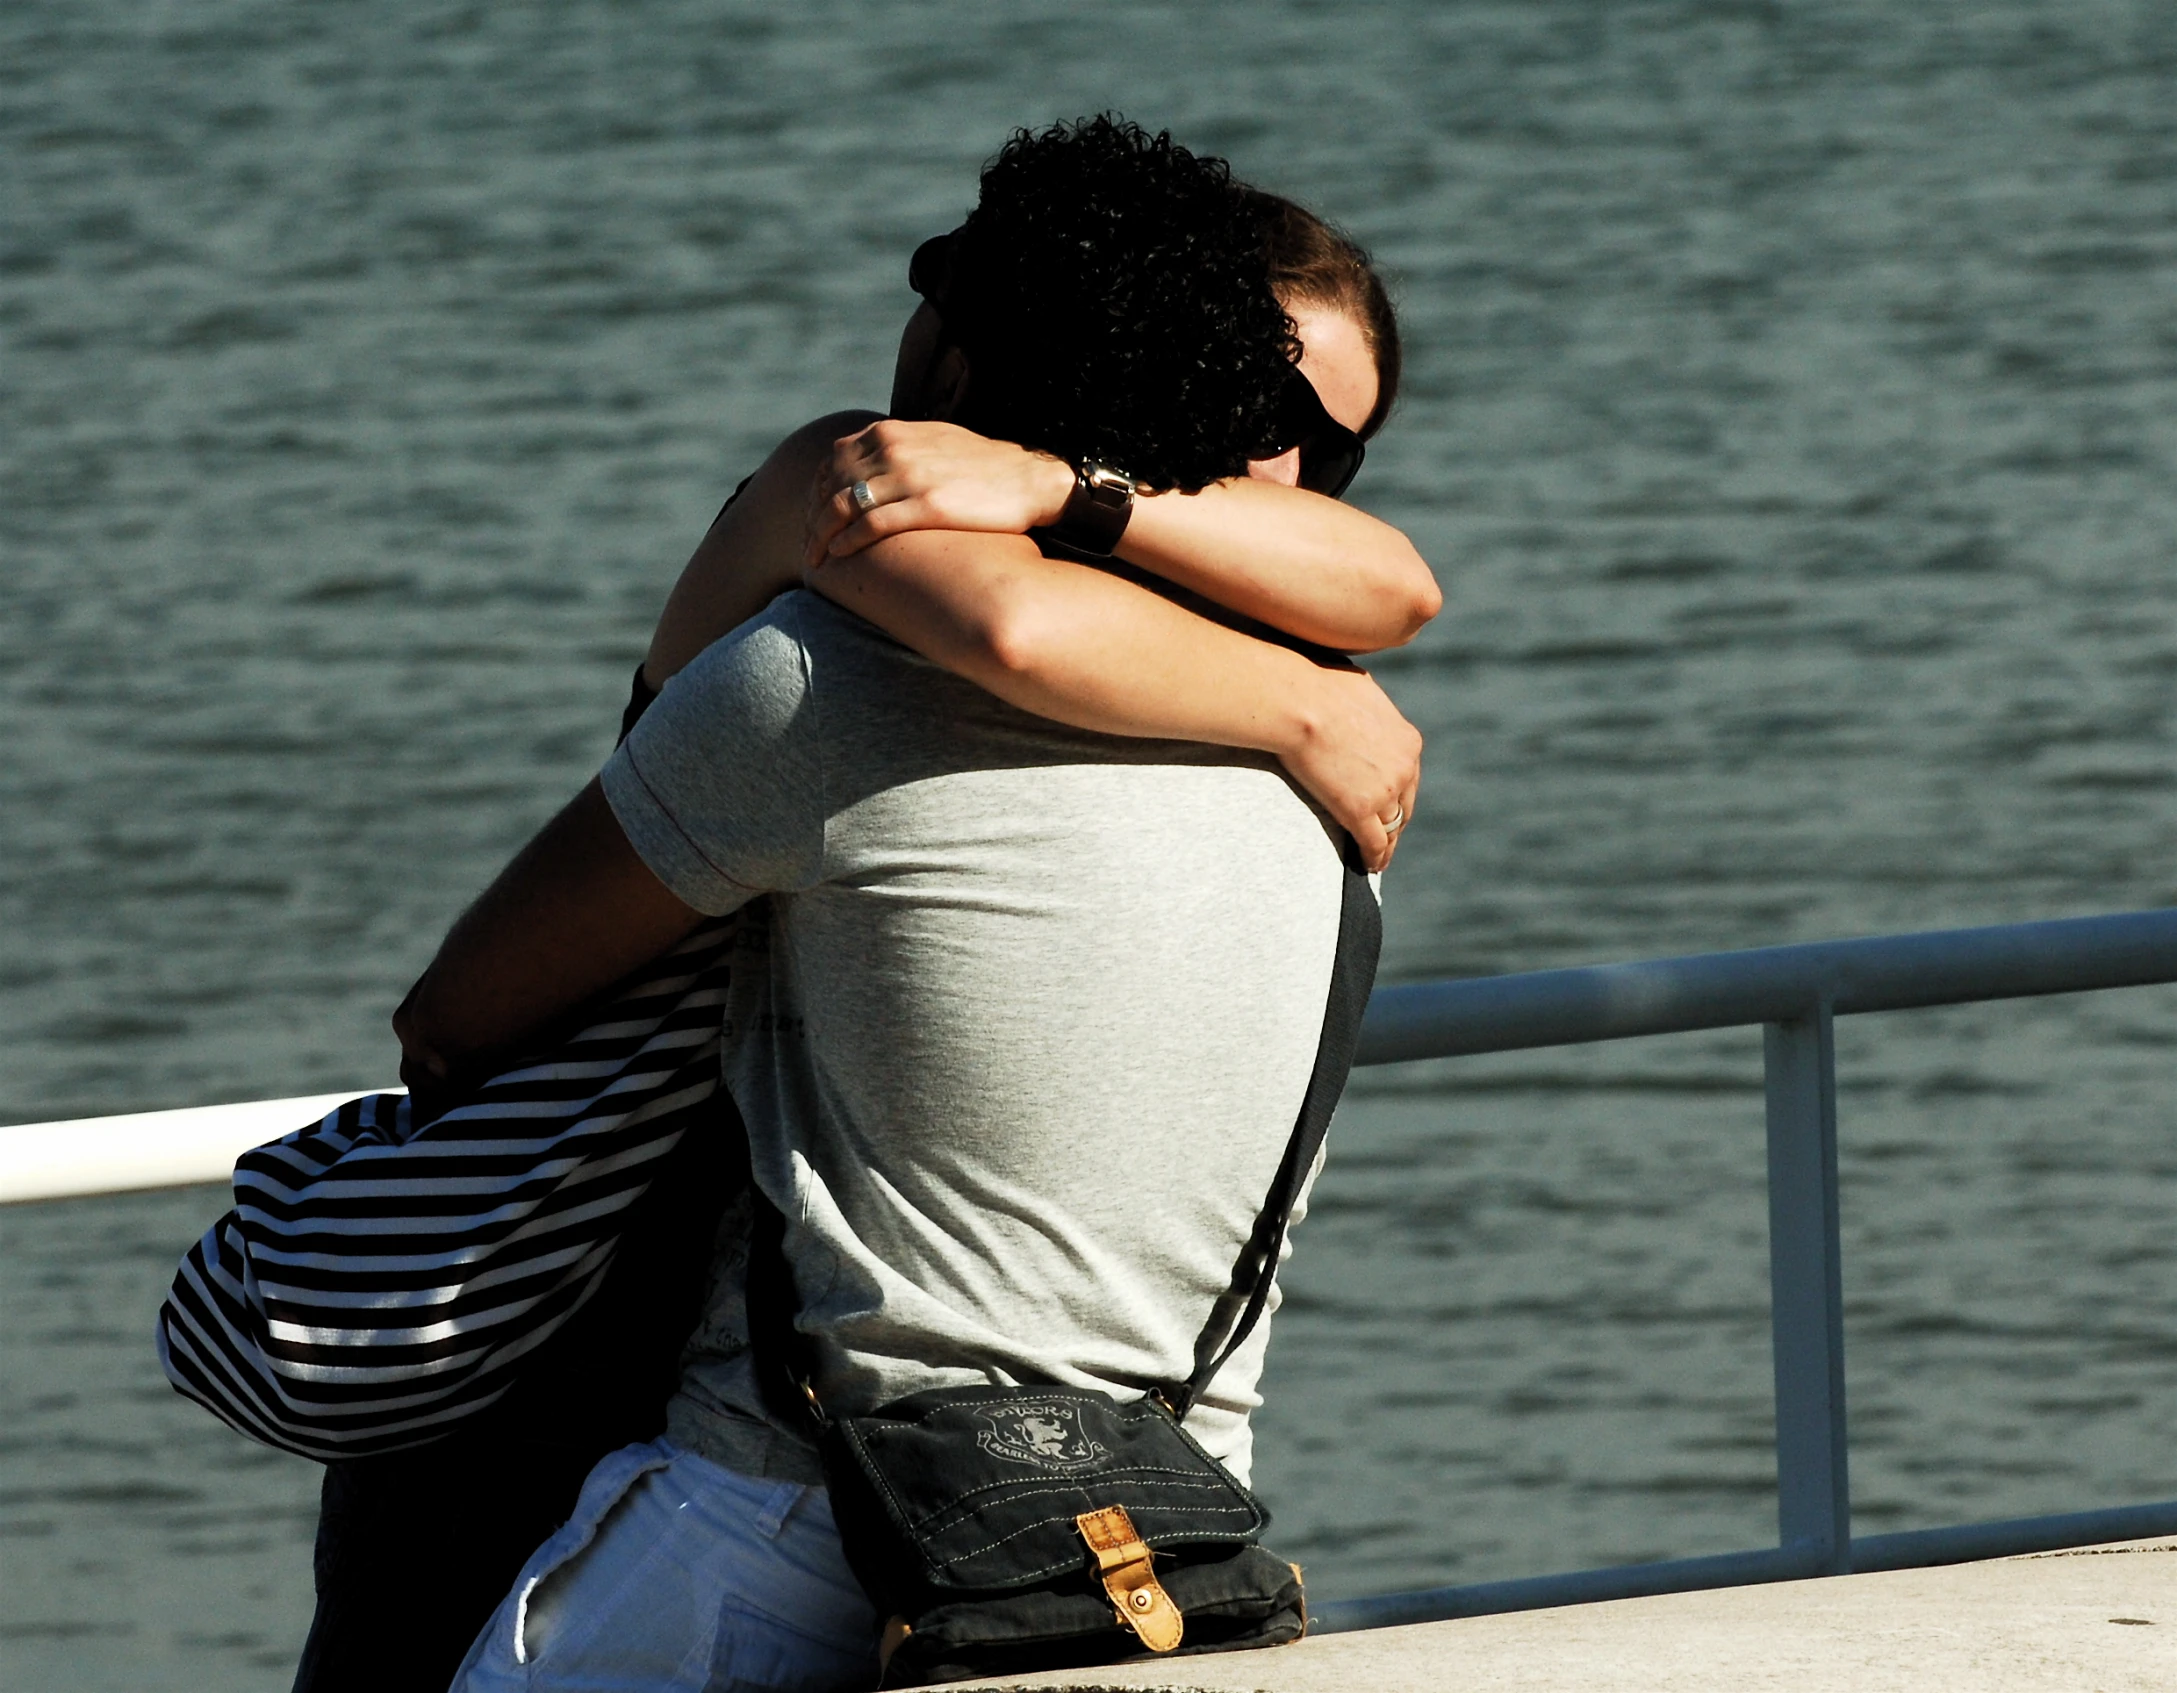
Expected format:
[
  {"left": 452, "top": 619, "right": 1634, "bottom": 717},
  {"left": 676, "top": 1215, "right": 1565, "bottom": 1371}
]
[{"left": 1075, "top": 1505, "right": 1183, "bottom": 1652}]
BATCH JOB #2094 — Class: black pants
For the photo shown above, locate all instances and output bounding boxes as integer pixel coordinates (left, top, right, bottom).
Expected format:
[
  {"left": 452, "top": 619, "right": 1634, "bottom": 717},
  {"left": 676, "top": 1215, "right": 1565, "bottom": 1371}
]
[
  {"left": 290, "top": 1110, "right": 742, "bottom": 1693},
  {"left": 293, "top": 1432, "right": 603, "bottom": 1693}
]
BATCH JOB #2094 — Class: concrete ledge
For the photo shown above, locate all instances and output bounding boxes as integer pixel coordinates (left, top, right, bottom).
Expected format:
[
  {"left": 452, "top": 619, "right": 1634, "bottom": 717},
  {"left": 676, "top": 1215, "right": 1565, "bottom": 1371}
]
[{"left": 942, "top": 1536, "right": 2175, "bottom": 1692}]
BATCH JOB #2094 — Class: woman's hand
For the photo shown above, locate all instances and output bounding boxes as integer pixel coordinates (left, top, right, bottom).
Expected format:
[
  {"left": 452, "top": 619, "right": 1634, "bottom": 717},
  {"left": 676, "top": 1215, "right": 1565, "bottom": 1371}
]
[
  {"left": 1277, "top": 661, "right": 1423, "bottom": 872},
  {"left": 805, "top": 419, "right": 1075, "bottom": 566}
]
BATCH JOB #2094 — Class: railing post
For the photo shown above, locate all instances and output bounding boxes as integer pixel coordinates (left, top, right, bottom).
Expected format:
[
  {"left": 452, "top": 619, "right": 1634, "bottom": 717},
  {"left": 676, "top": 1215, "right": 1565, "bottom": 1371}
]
[{"left": 1764, "top": 1003, "right": 1850, "bottom": 1573}]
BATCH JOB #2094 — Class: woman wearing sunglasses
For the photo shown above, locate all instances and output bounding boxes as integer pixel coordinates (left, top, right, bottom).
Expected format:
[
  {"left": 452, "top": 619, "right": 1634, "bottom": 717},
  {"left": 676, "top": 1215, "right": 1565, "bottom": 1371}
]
[{"left": 640, "top": 189, "right": 1435, "bottom": 871}]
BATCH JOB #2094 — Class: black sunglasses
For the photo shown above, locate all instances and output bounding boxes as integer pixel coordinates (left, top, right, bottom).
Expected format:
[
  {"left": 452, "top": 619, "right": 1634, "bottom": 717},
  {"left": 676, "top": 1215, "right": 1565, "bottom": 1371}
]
[
  {"left": 911, "top": 230, "right": 1365, "bottom": 500},
  {"left": 1262, "top": 366, "right": 1367, "bottom": 500}
]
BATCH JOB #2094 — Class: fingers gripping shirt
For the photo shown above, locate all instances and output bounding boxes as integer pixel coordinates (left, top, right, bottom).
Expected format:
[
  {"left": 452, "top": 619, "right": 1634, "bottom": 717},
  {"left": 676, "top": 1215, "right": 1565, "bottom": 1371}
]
[{"left": 598, "top": 591, "right": 1348, "bottom": 1485}]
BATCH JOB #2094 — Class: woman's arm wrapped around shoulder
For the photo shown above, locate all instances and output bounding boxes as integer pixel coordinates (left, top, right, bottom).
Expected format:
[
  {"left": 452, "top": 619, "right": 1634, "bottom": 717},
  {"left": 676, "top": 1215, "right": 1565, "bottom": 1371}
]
[
  {"left": 803, "top": 417, "right": 1441, "bottom": 653},
  {"left": 642, "top": 408, "right": 884, "bottom": 685},
  {"left": 805, "top": 529, "right": 1422, "bottom": 872},
  {"left": 641, "top": 413, "right": 1433, "bottom": 869}
]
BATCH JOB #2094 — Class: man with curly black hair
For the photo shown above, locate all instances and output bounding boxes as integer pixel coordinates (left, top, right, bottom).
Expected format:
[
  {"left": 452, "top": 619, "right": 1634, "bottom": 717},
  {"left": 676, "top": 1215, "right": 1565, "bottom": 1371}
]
[
  {"left": 410, "top": 119, "right": 1424, "bottom": 1693},
  {"left": 932, "top": 114, "right": 1299, "bottom": 490}
]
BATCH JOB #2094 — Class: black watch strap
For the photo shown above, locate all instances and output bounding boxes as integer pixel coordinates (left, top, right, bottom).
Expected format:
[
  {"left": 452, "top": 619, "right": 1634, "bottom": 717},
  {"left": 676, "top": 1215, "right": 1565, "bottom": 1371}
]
[{"left": 1048, "top": 462, "right": 1137, "bottom": 557}]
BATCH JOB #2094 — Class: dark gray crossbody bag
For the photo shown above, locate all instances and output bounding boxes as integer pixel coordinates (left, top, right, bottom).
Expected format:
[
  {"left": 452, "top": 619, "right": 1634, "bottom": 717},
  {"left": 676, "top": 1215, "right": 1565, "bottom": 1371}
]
[{"left": 748, "top": 852, "right": 1380, "bottom": 1687}]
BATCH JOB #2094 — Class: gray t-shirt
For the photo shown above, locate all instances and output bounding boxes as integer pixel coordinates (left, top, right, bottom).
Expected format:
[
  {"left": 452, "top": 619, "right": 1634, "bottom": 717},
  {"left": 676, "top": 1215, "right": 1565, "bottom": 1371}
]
[{"left": 601, "top": 590, "right": 1351, "bottom": 1485}]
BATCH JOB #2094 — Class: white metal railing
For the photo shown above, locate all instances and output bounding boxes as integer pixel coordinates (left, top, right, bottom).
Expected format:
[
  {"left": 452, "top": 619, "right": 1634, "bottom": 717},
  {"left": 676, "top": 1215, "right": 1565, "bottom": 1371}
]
[
  {"left": 0, "top": 1091, "right": 393, "bottom": 1204},
  {"left": 6, "top": 906, "right": 2175, "bottom": 1625},
  {"left": 1320, "top": 906, "right": 2177, "bottom": 1629}
]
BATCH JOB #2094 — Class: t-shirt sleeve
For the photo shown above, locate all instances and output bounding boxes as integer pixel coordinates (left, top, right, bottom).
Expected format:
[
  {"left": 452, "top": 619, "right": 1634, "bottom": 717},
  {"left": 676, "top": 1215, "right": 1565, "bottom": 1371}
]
[{"left": 600, "top": 600, "right": 827, "bottom": 914}]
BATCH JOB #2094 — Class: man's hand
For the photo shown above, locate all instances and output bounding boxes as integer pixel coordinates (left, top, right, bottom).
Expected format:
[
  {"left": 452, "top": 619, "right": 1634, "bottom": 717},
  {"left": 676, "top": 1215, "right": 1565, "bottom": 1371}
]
[
  {"left": 805, "top": 419, "right": 1075, "bottom": 567},
  {"left": 1277, "top": 661, "right": 1423, "bottom": 873}
]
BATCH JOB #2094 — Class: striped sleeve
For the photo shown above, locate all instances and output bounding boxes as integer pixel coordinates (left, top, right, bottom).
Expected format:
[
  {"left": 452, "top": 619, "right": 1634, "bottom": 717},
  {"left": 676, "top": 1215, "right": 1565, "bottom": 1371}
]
[{"left": 155, "top": 918, "right": 739, "bottom": 1461}]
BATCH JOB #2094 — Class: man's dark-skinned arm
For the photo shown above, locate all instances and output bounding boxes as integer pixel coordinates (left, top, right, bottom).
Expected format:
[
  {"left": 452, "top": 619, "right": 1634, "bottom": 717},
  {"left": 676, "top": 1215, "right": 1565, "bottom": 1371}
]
[{"left": 394, "top": 779, "right": 707, "bottom": 1087}]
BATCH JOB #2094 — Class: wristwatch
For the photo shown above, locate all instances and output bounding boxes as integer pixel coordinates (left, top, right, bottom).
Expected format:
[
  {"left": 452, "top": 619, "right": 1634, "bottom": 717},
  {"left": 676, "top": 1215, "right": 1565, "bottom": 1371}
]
[{"left": 1047, "top": 461, "right": 1139, "bottom": 557}]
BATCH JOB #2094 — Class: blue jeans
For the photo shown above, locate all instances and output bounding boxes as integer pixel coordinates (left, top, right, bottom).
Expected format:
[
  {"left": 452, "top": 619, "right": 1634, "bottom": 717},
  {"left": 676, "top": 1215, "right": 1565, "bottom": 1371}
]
[{"left": 449, "top": 1438, "right": 882, "bottom": 1693}]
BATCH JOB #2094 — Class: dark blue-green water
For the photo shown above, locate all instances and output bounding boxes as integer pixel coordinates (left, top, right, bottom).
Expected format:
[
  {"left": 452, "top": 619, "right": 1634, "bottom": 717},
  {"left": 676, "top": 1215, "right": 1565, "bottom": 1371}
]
[{"left": 5, "top": 2, "right": 2176, "bottom": 1686}]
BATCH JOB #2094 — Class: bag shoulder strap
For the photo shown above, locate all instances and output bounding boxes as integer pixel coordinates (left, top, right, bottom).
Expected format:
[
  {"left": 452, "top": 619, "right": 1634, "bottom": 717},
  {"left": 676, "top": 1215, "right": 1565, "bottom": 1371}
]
[
  {"left": 1163, "top": 851, "right": 1379, "bottom": 1418},
  {"left": 748, "top": 847, "right": 1381, "bottom": 1429}
]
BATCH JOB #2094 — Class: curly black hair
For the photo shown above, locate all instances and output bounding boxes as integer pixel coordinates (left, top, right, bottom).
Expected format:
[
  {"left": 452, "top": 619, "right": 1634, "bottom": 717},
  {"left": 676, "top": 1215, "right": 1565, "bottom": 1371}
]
[{"left": 939, "top": 116, "right": 1298, "bottom": 493}]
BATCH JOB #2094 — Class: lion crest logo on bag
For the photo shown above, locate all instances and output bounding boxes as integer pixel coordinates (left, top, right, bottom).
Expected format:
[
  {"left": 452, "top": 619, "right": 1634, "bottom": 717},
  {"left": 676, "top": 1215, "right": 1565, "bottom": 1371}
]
[{"left": 973, "top": 1401, "right": 1109, "bottom": 1473}]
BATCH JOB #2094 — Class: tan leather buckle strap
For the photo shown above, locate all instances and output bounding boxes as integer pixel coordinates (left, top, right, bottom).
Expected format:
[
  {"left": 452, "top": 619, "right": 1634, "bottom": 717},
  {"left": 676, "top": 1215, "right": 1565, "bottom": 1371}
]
[{"left": 1075, "top": 1505, "right": 1183, "bottom": 1653}]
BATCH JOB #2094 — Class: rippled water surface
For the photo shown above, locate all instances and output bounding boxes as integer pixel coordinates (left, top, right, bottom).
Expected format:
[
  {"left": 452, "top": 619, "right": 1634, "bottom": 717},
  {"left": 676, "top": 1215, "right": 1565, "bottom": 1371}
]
[{"left": 5, "top": 2, "right": 2176, "bottom": 1687}]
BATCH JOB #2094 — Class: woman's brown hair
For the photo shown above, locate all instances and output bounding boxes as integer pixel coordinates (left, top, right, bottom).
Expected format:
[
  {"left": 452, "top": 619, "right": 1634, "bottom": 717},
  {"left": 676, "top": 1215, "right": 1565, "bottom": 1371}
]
[{"left": 1243, "top": 189, "right": 1402, "bottom": 441}]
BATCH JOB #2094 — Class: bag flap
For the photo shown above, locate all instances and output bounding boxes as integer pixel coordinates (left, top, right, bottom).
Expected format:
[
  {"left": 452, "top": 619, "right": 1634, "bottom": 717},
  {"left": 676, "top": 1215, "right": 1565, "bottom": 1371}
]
[{"left": 831, "top": 1387, "right": 1269, "bottom": 1592}]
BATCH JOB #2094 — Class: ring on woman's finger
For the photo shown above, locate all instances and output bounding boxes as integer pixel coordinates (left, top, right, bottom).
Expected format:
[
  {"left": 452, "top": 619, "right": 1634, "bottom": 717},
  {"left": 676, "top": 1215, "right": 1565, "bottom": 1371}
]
[
  {"left": 1382, "top": 803, "right": 1404, "bottom": 833},
  {"left": 849, "top": 480, "right": 878, "bottom": 515}
]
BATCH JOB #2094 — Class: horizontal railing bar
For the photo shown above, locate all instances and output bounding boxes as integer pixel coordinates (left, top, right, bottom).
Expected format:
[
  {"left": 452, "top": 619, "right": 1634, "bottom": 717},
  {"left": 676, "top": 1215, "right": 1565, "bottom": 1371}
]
[
  {"left": 1849, "top": 1497, "right": 2177, "bottom": 1573},
  {"left": 0, "top": 1091, "right": 392, "bottom": 1204},
  {"left": 1356, "top": 907, "right": 2177, "bottom": 1066},
  {"left": 1312, "top": 1497, "right": 2177, "bottom": 1632},
  {"left": 1311, "top": 1544, "right": 1824, "bottom": 1633},
  {"left": 8, "top": 910, "right": 2175, "bottom": 1201}
]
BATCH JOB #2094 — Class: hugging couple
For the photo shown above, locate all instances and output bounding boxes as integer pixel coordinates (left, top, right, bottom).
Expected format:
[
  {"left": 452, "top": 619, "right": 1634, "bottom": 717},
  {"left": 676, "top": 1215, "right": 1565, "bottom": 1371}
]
[{"left": 310, "top": 115, "right": 1435, "bottom": 1692}]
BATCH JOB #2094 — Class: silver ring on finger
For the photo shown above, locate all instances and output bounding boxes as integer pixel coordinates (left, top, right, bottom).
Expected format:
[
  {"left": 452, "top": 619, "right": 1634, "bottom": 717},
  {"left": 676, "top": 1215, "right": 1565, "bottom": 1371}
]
[
  {"left": 1383, "top": 803, "right": 1404, "bottom": 833},
  {"left": 849, "top": 480, "right": 878, "bottom": 515}
]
